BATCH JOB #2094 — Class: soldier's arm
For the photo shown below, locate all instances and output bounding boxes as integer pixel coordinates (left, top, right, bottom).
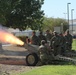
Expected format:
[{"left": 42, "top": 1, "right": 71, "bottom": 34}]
[{"left": 49, "top": 36, "right": 55, "bottom": 47}]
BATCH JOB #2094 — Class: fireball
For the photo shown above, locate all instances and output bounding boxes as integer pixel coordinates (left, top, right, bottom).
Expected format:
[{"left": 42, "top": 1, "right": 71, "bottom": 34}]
[{"left": 0, "top": 30, "right": 24, "bottom": 45}]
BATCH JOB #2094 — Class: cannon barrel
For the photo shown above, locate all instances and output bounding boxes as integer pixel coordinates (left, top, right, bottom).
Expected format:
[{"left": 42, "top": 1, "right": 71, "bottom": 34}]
[{"left": 24, "top": 43, "right": 39, "bottom": 53}]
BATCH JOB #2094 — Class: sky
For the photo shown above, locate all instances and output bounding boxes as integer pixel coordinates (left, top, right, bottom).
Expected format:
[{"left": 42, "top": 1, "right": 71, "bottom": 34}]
[{"left": 41, "top": 0, "right": 76, "bottom": 19}]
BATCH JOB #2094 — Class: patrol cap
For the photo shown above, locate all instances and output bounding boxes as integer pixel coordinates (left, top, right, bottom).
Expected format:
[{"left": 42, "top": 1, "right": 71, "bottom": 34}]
[
  {"left": 41, "top": 40, "right": 46, "bottom": 45},
  {"left": 53, "top": 31, "right": 56, "bottom": 33},
  {"left": 53, "top": 31, "right": 57, "bottom": 34},
  {"left": 46, "top": 30, "right": 50, "bottom": 32}
]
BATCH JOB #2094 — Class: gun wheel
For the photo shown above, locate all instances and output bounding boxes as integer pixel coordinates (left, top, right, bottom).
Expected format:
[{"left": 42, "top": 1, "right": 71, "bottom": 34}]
[{"left": 26, "top": 53, "right": 39, "bottom": 66}]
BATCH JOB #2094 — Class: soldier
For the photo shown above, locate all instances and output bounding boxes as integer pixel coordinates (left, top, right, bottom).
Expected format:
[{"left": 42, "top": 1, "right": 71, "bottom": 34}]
[
  {"left": 50, "top": 31, "right": 61, "bottom": 56},
  {"left": 38, "top": 40, "right": 54, "bottom": 65},
  {"left": 59, "top": 33, "right": 66, "bottom": 55},
  {"left": 45, "top": 30, "right": 53, "bottom": 41},
  {"left": 64, "top": 29, "right": 73, "bottom": 51},
  {"left": 38, "top": 31, "right": 47, "bottom": 45},
  {"left": 25, "top": 36, "right": 30, "bottom": 44},
  {"left": 30, "top": 31, "right": 39, "bottom": 45}
]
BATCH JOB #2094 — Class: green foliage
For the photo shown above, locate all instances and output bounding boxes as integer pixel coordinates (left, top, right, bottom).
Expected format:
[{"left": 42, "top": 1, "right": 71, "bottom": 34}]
[
  {"left": 0, "top": 0, "right": 44, "bottom": 31},
  {"left": 42, "top": 17, "right": 68, "bottom": 31}
]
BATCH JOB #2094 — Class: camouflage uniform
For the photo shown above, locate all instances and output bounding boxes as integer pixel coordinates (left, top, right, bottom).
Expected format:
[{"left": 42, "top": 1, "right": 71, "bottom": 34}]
[
  {"left": 59, "top": 33, "right": 66, "bottom": 55},
  {"left": 50, "top": 32, "right": 61, "bottom": 56},
  {"left": 38, "top": 31, "right": 47, "bottom": 45},
  {"left": 64, "top": 30, "right": 73, "bottom": 51},
  {"left": 45, "top": 30, "right": 53, "bottom": 46},
  {"left": 45, "top": 30, "right": 52, "bottom": 41},
  {"left": 38, "top": 40, "right": 54, "bottom": 65},
  {"left": 30, "top": 31, "right": 39, "bottom": 45}
]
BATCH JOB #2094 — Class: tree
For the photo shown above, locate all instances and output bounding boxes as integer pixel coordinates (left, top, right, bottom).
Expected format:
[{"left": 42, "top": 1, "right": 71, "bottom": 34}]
[
  {"left": 0, "top": 0, "right": 11, "bottom": 24},
  {"left": 42, "top": 17, "right": 68, "bottom": 32},
  {"left": 0, "top": 0, "right": 44, "bottom": 30}
]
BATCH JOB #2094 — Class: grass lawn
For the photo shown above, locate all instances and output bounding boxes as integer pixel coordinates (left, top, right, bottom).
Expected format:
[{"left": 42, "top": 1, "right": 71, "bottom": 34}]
[
  {"left": 13, "top": 39, "right": 76, "bottom": 75},
  {"left": 14, "top": 65, "right": 76, "bottom": 75},
  {"left": 72, "top": 39, "right": 76, "bottom": 50}
]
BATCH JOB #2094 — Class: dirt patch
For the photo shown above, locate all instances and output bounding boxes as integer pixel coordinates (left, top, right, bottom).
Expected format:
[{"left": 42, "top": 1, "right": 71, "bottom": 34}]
[{"left": 0, "top": 64, "right": 39, "bottom": 75}]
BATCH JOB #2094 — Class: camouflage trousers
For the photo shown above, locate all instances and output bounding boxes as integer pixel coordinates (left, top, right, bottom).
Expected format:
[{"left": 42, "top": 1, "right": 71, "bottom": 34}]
[
  {"left": 65, "top": 43, "right": 72, "bottom": 51},
  {"left": 40, "top": 54, "right": 54, "bottom": 65},
  {"left": 53, "top": 46, "right": 61, "bottom": 56}
]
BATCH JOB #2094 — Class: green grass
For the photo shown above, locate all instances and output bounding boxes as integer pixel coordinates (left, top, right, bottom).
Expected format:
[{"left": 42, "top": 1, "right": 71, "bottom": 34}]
[
  {"left": 13, "top": 39, "right": 76, "bottom": 75},
  {"left": 14, "top": 65, "right": 76, "bottom": 75},
  {"left": 72, "top": 39, "right": 76, "bottom": 50}
]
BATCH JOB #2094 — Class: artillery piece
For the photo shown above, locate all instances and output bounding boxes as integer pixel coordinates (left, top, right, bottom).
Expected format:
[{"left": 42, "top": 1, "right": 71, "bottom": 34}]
[{"left": 24, "top": 43, "right": 76, "bottom": 66}]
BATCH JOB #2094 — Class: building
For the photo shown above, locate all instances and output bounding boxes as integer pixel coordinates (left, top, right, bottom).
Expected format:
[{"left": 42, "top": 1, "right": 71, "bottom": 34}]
[{"left": 69, "top": 19, "right": 76, "bottom": 34}]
